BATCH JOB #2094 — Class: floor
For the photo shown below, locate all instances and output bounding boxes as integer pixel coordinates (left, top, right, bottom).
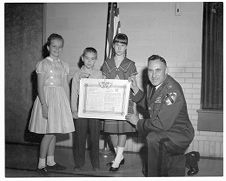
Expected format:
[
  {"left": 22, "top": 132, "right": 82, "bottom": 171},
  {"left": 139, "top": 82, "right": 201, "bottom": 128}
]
[{"left": 5, "top": 143, "right": 223, "bottom": 178}]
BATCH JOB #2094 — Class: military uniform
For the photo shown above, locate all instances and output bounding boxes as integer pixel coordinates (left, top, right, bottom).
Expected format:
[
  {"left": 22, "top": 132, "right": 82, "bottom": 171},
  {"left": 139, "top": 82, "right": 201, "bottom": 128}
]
[{"left": 132, "top": 75, "right": 194, "bottom": 176}]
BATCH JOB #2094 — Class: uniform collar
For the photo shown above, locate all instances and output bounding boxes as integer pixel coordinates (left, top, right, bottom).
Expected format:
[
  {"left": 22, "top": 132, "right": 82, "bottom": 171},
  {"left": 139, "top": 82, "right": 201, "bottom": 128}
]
[
  {"left": 155, "top": 75, "right": 169, "bottom": 90},
  {"left": 149, "top": 75, "right": 169, "bottom": 101},
  {"left": 155, "top": 83, "right": 162, "bottom": 90}
]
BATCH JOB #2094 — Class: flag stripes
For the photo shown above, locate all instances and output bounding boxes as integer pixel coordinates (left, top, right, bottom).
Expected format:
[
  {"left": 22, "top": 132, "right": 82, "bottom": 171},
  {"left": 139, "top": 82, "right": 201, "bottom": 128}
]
[{"left": 105, "top": 2, "right": 121, "bottom": 59}]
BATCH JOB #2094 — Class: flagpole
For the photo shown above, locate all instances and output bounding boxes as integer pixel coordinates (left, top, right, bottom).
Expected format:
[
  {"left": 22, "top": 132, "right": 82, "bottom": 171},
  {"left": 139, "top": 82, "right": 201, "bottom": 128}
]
[
  {"left": 104, "top": 2, "right": 112, "bottom": 60},
  {"left": 100, "top": 2, "right": 117, "bottom": 158}
]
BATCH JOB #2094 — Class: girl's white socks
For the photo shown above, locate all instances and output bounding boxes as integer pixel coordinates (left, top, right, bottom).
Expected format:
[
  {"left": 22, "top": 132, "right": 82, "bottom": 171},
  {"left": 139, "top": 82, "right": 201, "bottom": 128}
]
[
  {"left": 112, "top": 146, "right": 124, "bottom": 168},
  {"left": 38, "top": 158, "right": 46, "bottom": 169},
  {"left": 47, "top": 155, "right": 56, "bottom": 166}
]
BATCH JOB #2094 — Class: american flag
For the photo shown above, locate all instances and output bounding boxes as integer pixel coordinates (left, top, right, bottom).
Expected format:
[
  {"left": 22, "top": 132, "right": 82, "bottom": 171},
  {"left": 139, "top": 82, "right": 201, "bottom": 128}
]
[{"left": 105, "top": 2, "right": 121, "bottom": 59}]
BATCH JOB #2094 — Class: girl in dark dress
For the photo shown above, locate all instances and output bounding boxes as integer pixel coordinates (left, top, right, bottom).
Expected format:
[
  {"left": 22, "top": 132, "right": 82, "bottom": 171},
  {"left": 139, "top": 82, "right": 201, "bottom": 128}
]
[{"left": 102, "top": 33, "right": 138, "bottom": 171}]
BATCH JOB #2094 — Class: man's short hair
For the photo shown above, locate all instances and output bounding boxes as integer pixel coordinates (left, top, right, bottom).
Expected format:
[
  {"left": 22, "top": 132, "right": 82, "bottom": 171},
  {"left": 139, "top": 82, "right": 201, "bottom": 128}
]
[{"left": 148, "top": 55, "right": 167, "bottom": 66}]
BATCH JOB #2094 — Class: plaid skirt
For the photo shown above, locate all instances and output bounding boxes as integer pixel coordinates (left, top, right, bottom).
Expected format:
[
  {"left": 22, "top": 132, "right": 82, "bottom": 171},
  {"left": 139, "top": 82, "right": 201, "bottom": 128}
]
[{"left": 103, "top": 99, "right": 137, "bottom": 133}]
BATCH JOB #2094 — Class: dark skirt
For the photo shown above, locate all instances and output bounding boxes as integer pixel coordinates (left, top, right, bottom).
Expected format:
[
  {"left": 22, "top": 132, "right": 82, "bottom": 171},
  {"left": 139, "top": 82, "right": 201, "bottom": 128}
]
[{"left": 103, "top": 99, "right": 137, "bottom": 133}]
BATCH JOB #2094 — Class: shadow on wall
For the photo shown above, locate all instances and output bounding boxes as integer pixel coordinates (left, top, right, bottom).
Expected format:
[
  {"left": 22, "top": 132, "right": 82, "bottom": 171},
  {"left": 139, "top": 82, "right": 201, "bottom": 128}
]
[
  {"left": 24, "top": 70, "right": 43, "bottom": 143},
  {"left": 24, "top": 43, "right": 47, "bottom": 143}
]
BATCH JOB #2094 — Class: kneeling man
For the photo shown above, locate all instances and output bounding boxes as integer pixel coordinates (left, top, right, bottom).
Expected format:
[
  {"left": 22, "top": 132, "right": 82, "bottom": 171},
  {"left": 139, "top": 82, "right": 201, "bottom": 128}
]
[{"left": 126, "top": 55, "right": 194, "bottom": 176}]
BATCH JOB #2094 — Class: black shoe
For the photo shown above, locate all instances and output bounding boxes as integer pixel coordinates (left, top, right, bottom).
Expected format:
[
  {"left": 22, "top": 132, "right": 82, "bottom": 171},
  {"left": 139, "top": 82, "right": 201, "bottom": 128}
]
[
  {"left": 187, "top": 167, "right": 199, "bottom": 176},
  {"left": 46, "top": 163, "right": 66, "bottom": 170},
  {"left": 36, "top": 167, "right": 48, "bottom": 176},
  {"left": 109, "top": 166, "right": 120, "bottom": 171},
  {"left": 109, "top": 159, "right": 125, "bottom": 171},
  {"left": 107, "top": 158, "right": 125, "bottom": 167},
  {"left": 185, "top": 151, "right": 200, "bottom": 176}
]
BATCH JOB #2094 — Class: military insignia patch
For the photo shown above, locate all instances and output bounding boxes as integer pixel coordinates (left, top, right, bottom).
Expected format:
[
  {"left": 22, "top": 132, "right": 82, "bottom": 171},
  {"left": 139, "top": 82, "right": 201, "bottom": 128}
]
[
  {"left": 165, "top": 92, "right": 177, "bottom": 105},
  {"left": 155, "top": 96, "right": 162, "bottom": 103}
]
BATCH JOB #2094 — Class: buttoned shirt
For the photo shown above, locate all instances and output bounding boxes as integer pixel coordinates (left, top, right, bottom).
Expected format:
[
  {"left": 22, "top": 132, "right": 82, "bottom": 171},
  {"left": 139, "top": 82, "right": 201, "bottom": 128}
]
[{"left": 36, "top": 56, "right": 69, "bottom": 87}]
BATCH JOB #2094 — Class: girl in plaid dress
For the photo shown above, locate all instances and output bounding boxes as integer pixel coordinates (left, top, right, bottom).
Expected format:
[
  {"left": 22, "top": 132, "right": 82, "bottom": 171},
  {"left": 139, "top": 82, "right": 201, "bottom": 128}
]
[{"left": 102, "top": 33, "right": 138, "bottom": 171}]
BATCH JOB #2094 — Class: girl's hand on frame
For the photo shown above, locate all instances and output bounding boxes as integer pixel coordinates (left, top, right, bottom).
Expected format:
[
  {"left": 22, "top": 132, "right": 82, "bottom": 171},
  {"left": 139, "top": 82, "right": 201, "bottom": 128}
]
[{"left": 41, "top": 104, "right": 48, "bottom": 119}]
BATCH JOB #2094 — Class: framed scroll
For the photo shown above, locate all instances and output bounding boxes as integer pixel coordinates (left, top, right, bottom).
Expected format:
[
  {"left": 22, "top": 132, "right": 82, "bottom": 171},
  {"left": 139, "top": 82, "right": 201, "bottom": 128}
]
[{"left": 78, "top": 78, "right": 131, "bottom": 120}]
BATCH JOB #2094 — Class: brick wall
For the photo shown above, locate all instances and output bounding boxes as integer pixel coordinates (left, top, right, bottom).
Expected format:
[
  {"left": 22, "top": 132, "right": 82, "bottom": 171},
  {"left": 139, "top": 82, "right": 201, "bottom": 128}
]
[{"left": 169, "top": 62, "right": 223, "bottom": 158}]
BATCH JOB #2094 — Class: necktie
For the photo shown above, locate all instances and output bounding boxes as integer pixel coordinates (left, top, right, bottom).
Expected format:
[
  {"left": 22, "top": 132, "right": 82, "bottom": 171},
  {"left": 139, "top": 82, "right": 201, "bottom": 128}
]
[{"left": 150, "top": 87, "right": 156, "bottom": 99}]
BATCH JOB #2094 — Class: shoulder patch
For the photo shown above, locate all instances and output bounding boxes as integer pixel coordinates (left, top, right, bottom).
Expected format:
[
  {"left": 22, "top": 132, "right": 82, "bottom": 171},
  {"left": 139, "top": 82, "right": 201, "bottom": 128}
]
[{"left": 165, "top": 92, "right": 177, "bottom": 105}]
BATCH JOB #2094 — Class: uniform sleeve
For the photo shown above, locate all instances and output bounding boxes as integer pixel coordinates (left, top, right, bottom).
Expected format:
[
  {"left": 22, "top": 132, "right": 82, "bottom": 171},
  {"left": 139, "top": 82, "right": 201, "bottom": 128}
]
[
  {"left": 131, "top": 89, "right": 145, "bottom": 105},
  {"left": 141, "top": 89, "right": 183, "bottom": 131},
  {"left": 36, "top": 60, "right": 47, "bottom": 74}
]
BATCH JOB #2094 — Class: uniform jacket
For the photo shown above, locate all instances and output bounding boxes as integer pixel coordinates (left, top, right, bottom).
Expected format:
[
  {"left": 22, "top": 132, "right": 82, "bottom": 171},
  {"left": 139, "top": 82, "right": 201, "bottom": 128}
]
[{"left": 132, "top": 75, "right": 194, "bottom": 148}]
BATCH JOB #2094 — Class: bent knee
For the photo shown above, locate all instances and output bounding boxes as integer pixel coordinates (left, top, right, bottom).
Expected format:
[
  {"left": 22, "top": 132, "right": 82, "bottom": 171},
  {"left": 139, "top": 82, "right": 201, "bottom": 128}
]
[
  {"left": 146, "top": 132, "right": 169, "bottom": 145},
  {"left": 146, "top": 132, "right": 160, "bottom": 144}
]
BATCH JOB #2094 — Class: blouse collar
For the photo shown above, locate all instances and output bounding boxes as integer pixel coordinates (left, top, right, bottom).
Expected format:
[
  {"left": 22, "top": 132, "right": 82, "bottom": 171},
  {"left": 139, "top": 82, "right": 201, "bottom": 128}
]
[
  {"left": 106, "top": 57, "right": 132, "bottom": 72},
  {"left": 46, "top": 56, "right": 60, "bottom": 62}
]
